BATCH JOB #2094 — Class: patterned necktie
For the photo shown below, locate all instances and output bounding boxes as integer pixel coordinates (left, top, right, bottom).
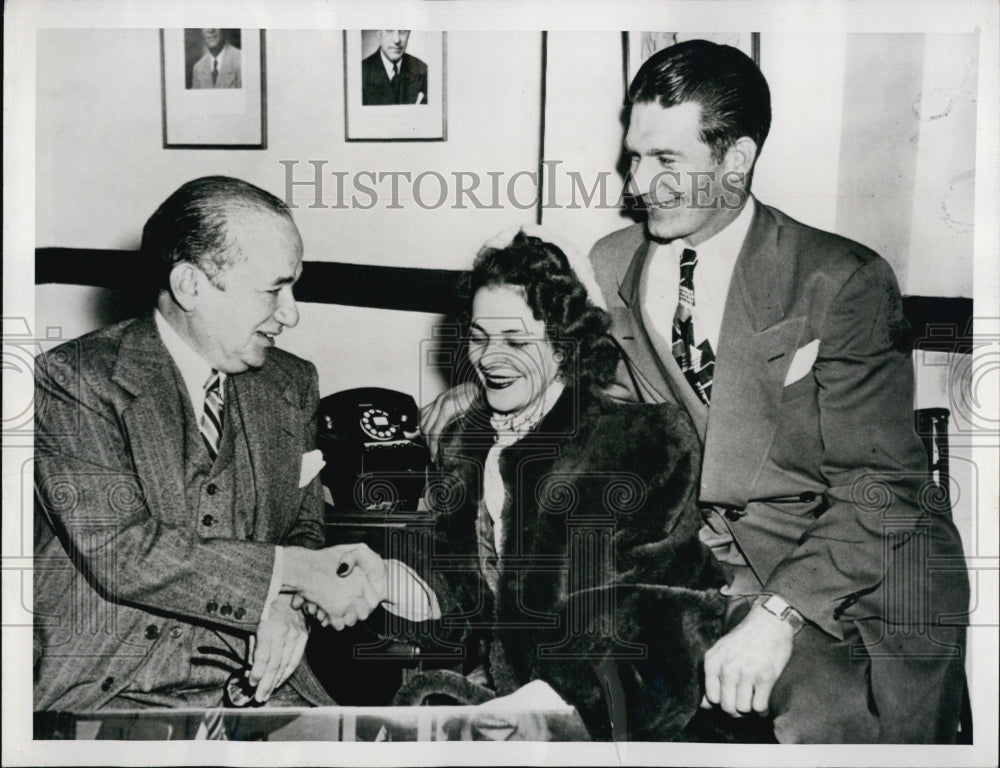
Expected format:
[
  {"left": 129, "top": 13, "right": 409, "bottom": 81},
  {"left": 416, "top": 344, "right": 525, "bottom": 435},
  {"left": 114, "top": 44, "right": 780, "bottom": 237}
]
[
  {"left": 200, "top": 370, "right": 224, "bottom": 461},
  {"left": 671, "top": 248, "right": 715, "bottom": 404},
  {"left": 212, "top": 58, "right": 219, "bottom": 86}
]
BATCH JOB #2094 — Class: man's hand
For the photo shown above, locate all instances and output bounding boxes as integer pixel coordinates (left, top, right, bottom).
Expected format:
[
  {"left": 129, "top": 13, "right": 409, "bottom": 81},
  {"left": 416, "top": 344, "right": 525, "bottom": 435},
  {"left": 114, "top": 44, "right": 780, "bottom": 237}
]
[
  {"left": 701, "top": 605, "right": 795, "bottom": 716},
  {"left": 248, "top": 593, "right": 309, "bottom": 703},
  {"left": 283, "top": 544, "right": 386, "bottom": 631},
  {"left": 419, "top": 382, "right": 477, "bottom": 462}
]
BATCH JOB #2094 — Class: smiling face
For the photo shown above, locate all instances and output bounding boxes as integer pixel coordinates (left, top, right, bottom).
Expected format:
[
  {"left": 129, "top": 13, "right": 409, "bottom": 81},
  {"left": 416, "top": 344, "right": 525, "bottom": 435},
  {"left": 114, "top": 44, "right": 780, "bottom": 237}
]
[
  {"left": 378, "top": 30, "right": 410, "bottom": 63},
  {"left": 468, "top": 284, "right": 562, "bottom": 417},
  {"left": 626, "top": 100, "right": 749, "bottom": 245},
  {"left": 186, "top": 211, "right": 303, "bottom": 373}
]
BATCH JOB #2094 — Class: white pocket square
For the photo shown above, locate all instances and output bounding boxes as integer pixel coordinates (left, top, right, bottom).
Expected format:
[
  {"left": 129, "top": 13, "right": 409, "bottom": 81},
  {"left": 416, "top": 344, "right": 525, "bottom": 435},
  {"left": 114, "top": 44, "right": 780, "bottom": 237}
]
[
  {"left": 784, "top": 339, "right": 820, "bottom": 386},
  {"left": 298, "top": 449, "right": 326, "bottom": 489}
]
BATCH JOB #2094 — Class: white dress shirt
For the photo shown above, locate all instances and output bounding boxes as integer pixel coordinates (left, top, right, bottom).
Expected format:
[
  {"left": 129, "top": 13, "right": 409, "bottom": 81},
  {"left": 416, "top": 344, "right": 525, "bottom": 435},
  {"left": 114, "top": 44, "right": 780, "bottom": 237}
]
[
  {"left": 154, "top": 309, "right": 226, "bottom": 420},
  {"left": 380, "top": 50, "right": 400, "bottom": 80},
  {"left": 643, "top": 197, "right": 756, "bottom": 356}
]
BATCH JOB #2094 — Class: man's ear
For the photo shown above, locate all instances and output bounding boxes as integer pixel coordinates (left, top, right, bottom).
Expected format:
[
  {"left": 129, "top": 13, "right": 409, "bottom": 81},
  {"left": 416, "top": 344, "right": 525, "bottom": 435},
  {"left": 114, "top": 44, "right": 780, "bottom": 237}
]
[
  {"left": 168, "top": 262, "right": 202, "bottom": 312},
  {"left": 724, "top": 137, "right": 758, "bottom": 179}
]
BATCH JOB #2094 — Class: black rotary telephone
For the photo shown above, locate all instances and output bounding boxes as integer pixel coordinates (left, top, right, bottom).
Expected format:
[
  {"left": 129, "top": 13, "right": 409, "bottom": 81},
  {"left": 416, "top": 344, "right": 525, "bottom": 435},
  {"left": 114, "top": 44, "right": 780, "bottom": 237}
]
[{"left": 317, "top": 388, "right": 429, "bottom": 512}]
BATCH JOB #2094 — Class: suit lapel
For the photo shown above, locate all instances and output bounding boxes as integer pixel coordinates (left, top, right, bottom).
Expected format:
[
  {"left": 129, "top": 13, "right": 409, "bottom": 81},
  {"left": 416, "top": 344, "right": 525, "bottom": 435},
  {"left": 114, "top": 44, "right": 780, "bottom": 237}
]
[
  {"left": 219, "top": 46, "right": 238, "bottom": 87},
  {"left": 231, "top": 361, "right": 299, "bottom": 541},
  {"left": 111, "top": 315, "right": 190, "bottom": 525},
  {"left": 700, "top": 203, "right": 807, "bottom": 507}
]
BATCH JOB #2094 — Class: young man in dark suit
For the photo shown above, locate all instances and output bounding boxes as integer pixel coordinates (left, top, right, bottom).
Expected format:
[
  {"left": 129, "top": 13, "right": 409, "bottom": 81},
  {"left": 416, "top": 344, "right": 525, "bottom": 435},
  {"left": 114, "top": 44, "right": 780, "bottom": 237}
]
[
  {"left": 361, "top": 29, "right": 428, "bottom": 105},
  {"left": 33, "top": 177, "right": 386, "bottom": 711}
]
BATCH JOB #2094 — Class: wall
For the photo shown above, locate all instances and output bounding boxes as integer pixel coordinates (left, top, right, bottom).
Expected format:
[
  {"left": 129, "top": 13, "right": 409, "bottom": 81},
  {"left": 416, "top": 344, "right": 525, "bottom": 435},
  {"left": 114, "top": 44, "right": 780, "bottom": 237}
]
[{"left": 35, "top": 28, "right": 544, "bottom": 399}]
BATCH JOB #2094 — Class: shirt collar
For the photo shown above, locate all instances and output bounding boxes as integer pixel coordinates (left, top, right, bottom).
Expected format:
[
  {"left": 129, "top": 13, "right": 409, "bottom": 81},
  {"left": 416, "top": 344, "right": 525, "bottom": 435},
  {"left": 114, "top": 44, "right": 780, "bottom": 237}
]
[
  {"left": 673, "top": 195, "right": 756, "bottom": 264},
  {"left": 380, "top": 50, "right": 400, "bottom": 79},
  {"left": 154, "top": 308, "right": 226, "bottom": 413},
  {"left": 211, "top": 43, "right": 228, "bottom": 65}
]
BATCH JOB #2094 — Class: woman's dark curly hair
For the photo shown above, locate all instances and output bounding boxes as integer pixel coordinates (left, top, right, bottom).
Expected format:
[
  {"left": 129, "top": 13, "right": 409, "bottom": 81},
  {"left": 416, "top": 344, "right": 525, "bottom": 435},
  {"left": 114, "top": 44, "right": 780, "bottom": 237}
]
[{"left": 455, "top": 231, "right": 620, "bottom": 391}]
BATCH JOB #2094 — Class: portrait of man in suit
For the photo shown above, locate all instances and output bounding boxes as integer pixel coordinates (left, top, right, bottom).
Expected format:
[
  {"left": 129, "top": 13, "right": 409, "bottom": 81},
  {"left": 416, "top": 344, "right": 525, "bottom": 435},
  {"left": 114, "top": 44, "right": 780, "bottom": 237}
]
[
  {"left": 422, "top": 40, "right": 970, "bottom": 744},
  {"left": 361, "top": 29, "right": 428, "bottom": 106},
  {"left": 33, "top": 176, "right": 387, "bottom": 713},
  {"left": 189, "top": 28, "right": 241, "bottom": 89}
]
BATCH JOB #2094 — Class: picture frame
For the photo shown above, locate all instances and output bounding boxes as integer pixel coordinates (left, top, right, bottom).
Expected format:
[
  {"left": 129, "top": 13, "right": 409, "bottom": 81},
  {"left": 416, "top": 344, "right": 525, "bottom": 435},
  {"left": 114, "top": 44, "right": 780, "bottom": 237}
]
[
  {"left": 624, "top": 31, "right": 760, "bottom": 89},
  {"left": 344, "top": 30, "right": 447, "bottom": 141},
  {"left": 159, "top": 28, "right": 266, "bottom": 149}
]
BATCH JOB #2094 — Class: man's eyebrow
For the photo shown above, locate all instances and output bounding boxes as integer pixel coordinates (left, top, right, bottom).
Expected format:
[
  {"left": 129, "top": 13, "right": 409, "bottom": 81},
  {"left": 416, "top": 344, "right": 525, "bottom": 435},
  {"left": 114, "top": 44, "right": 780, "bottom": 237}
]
[{"left": 267, "top": 274, "right": 299, "bottom": 288}]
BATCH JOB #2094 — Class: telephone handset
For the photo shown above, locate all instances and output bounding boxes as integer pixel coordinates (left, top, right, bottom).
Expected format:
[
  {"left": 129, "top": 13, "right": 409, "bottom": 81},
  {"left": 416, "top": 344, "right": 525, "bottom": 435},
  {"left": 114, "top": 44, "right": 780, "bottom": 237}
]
[{"left": 318, "top": 387, "right": 429, "bottom": 512}]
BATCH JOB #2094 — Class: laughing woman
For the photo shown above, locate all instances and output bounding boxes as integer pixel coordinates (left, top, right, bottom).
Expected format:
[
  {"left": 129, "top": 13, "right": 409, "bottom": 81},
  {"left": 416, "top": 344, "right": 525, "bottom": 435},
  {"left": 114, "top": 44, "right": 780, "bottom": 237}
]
[{"left": 398, "top": 231, "right": 725, "bottom": 740}]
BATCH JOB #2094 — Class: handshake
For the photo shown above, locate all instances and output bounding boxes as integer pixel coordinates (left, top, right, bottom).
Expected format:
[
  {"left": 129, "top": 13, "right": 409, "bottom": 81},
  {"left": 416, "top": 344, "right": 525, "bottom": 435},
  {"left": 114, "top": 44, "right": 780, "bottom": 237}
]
[{"left": 282, "top": 543, "right": 388, "bottom": 631}]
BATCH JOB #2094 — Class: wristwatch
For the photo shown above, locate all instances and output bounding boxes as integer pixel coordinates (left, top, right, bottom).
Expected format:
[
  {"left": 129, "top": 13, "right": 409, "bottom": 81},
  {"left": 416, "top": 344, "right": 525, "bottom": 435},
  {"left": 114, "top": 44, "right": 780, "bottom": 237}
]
[{"left": 754, "top": 593, "right": 806, "bottom": 635}]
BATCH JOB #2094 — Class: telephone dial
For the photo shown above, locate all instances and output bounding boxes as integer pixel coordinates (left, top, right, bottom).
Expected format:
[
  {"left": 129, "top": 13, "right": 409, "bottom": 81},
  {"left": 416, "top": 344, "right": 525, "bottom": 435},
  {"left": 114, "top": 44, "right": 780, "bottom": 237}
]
[{"left": 317, "top": 387, "right": 429, "bottom": 512}]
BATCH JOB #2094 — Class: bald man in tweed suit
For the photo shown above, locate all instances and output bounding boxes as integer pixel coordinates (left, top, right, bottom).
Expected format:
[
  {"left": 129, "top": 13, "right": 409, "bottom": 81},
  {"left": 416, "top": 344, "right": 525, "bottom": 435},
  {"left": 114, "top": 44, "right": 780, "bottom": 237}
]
[{"left": 34, "top": 177, "right": 385, "bottom": 712}]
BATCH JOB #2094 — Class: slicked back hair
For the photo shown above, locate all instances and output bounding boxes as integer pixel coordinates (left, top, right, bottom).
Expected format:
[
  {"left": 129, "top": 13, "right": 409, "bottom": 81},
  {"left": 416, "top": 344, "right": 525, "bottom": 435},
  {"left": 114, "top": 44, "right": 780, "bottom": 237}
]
[
  {"left": 628, "top": 39, "right": 771, "bottom": 165},
  {"left": 141, "top": 175, "right": 294, "bottom": 292}
]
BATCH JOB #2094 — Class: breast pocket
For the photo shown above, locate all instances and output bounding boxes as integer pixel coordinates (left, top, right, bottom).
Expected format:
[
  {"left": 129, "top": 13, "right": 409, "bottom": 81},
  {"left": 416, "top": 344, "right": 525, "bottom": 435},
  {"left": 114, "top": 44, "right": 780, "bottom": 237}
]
[{"left": 781, "top": 372, "right": 817, "bottom": 404}]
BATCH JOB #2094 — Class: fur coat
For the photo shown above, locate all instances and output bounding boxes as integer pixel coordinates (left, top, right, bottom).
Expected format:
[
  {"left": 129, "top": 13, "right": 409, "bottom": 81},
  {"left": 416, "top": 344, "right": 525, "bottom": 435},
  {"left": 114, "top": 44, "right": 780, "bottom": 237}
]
[{"left": 398, "top": 387, "right": 726, "bottom": 740}]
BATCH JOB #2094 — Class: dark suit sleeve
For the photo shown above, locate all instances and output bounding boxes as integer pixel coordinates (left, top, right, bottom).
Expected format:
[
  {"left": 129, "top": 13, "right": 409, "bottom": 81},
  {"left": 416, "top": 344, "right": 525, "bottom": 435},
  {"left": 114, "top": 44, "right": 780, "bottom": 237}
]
[
  {"left": 279, "top": 360, "right": 326, "bottom": 550},
  {"left": 416, "top": 60, "right": 428, "bottom": 105},
  {"left": 34, "top": 351, "right": 276, "bottom": 632},
  {"left": 763, "top": 258, "right": 930, "bottom": 635}
]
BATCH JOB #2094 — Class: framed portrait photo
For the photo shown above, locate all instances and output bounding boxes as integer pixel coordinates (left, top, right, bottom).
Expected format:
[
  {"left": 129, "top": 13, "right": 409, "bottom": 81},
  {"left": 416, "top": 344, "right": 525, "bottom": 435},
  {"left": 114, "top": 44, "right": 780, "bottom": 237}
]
[
  {"left": 625, "top": 31, "right": 760, "bottom": 88},
  {"left": 159, "top": 28, "right": 266, "bottom": 149},
  {"left": 344, "top": 30, "right": 447, "bottom": 141}
]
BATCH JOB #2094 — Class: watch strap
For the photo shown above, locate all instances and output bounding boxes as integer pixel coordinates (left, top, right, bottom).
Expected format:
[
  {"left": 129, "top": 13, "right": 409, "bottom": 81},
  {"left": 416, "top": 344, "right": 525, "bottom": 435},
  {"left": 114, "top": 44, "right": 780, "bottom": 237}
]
[{"left": 754, "top": 593, "right": 806, "bottom": 635}]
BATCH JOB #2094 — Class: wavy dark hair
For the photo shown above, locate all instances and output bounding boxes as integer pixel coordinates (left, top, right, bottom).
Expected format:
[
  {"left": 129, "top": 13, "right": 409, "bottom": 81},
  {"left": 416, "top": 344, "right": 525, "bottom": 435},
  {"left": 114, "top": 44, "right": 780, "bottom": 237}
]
[
  {"left": 628, "top": 39, "right": 771, "bottom": 166},
  {"left": 455, "top": 231, "right": 619, "bottom": 391}
]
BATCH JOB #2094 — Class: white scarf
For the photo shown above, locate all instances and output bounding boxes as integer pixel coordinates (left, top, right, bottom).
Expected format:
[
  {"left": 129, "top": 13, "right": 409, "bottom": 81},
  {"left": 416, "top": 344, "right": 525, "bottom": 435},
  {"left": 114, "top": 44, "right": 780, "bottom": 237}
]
[{"left": 481, "top": 380, "right": 566, "bottom": 554}]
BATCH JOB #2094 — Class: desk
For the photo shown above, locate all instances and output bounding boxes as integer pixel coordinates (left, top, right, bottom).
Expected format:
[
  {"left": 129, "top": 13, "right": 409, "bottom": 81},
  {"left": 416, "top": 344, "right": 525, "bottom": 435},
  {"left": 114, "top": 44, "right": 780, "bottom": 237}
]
[{"left": 35, "top": 705, "right": 591, "bottom": 741}]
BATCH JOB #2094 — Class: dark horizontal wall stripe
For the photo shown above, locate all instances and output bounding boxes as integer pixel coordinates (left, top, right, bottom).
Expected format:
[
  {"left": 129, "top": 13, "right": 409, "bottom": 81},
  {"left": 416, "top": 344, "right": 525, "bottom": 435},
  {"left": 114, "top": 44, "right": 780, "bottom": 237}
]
[
  {"left": 36, "top": 248, "right": 972, "bottom": 350},
  {"left": 903, "top": 296, "right": 973, "bottom": 354},
  {"left": 36, "top": 248, "right": 463, "bottom": 316},
  {"left": 36, "top": 248, "right": 145, "bottom": 289},
  {"left": 296, "top": 262, "right": 462, "bottom": 315}
]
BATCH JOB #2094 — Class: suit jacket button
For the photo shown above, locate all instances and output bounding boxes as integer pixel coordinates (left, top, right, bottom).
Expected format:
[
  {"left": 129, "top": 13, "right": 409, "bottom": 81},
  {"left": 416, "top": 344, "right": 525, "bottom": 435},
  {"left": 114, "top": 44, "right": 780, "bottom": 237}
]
[
  {"left": 724, "top": 509, "right": 742, "bottom": 522},
  {"left": 800, "top": 491, "right": 818, "bottom": 503},
  {"left": 206, "top": 601, "right": 218, "bottom": 613},
  {"left": 101, "top": 677, "right": 114, "bottom": 692},
  {"left": 206, "top": 484, "right": 218, "bottom": 496},
  {"left": 169, "top": 627, "right": 183, "bottom": 639},
  {"left": 202, "top": 514, "right": 214, "bottom": 527},
  {"left": 234, "top": 607, "right": 246, "bottom": 620},
  {"left": 144, "top": 625, "right": 159, "bottom": 640},
  {"left": 220, "top": 604, "right": 233, "bottom": 617}
]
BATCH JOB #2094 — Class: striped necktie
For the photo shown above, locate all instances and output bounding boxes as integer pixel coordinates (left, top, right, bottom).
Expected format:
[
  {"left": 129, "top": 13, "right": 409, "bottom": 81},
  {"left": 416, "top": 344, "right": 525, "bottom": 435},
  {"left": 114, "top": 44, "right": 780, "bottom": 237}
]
[
  {"left": 200, "top": 370, "right": 224, "bottom": 461},
  {"left": 671, "top": 248, "right": 715, "bottom": 404}
]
